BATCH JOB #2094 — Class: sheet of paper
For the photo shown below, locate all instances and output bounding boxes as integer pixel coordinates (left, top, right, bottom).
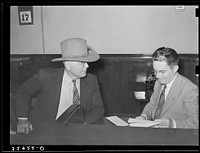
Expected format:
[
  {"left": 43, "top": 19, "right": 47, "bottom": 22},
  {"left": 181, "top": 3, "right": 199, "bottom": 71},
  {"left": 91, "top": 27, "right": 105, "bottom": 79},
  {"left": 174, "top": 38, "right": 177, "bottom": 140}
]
[
  {"left": 106, "top": 116, "right": 129, "bottom": 126},
  {"left": 128, "top": 118, "right": 162, "bottom": 127},
  {"left": 128, "top": 118, "right": 161, "bottom": 123}
]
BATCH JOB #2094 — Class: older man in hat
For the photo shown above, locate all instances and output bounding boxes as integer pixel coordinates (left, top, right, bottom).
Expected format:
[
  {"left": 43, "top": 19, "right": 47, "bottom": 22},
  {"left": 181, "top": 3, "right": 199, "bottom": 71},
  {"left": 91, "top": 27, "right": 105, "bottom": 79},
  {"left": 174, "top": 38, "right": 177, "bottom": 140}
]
[{"left": 14, "top": 38, "right": 105, "bottom": 134}]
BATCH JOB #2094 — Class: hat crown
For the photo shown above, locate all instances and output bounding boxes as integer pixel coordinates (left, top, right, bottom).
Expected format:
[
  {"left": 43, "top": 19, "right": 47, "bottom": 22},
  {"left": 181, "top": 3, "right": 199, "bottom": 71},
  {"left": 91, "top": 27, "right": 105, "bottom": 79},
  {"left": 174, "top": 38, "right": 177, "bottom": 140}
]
[
  {"left": 51, "top": 37, "right": 99, "bottom": 62},
  {"left": 61, "top": 38, "right": 88, "bottom": 57}
]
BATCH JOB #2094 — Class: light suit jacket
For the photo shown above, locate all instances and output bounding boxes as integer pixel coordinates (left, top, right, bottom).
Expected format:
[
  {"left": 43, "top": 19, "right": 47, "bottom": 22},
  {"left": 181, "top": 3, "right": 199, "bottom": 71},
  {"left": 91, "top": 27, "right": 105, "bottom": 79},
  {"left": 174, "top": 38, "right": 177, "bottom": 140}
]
[
  {"left": 142, "top": 73, "right": 198, "bottom": 129},
  {"left": 14, "top": 67, "right": 105, "bottom": 125}
]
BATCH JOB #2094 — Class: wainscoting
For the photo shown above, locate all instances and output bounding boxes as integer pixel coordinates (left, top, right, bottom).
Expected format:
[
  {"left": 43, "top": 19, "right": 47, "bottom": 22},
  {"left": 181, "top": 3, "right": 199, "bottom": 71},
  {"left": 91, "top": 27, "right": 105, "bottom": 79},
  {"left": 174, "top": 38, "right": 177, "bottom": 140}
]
[{"left": 10, "top": 54, "right": 198, "bottom": 117}]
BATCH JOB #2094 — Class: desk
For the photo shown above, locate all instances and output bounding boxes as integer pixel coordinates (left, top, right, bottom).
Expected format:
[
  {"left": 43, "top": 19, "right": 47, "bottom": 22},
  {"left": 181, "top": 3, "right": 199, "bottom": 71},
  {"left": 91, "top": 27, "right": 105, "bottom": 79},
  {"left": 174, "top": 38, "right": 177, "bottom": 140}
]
[{"left": 10, "top": 122, "right": 198, "bottom": 145}]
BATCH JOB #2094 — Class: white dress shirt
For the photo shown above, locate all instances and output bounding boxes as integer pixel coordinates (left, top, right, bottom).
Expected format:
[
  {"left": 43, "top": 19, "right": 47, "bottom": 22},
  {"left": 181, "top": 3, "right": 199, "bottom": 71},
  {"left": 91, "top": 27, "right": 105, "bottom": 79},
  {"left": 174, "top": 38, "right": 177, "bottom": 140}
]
[
  {"left": 55, "top": 70, "right": 80, "bottom": 119},
  {"left": 164, "top": 73, "right": 177, "bottom": 101}
]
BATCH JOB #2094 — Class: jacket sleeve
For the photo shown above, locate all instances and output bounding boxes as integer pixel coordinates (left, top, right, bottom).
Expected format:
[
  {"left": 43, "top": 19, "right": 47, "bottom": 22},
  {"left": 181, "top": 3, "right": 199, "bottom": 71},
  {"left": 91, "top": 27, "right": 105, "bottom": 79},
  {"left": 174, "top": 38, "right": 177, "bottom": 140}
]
[
  {"left": 142, "top": 81, "right": 160, "bottom": 120},
  {"left": 14, "top": 69, "right": 45, "bottom": 118},
  {"left": 174, "top": 83, "right": 199, "bottom": 129}
]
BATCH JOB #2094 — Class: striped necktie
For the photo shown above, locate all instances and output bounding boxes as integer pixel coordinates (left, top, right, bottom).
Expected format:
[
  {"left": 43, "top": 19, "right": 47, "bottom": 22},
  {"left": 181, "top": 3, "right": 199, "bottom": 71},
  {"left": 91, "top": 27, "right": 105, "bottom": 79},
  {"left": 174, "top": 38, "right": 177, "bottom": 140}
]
[
  {"left": 154, "top": 84, "right": 167, "bottom": 119},
  {"left": 72, "top": 80, "right": 80, "bottom": 105}
]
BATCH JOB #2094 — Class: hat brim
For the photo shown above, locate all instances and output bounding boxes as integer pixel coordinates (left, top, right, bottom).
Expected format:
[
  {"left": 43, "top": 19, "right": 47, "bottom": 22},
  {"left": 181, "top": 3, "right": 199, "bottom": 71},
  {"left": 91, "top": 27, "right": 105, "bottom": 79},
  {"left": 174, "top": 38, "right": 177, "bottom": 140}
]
[{"left": 51, "top": 50, "right": 100, "bottom": 62}]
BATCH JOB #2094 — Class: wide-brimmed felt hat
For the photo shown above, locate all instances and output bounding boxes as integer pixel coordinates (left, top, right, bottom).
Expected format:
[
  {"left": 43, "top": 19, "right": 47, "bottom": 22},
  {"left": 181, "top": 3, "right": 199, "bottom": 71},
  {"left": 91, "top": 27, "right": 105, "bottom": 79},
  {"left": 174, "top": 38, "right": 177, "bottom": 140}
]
[{"left": 51, "top": 38, "right": 100, "bottom": 62}]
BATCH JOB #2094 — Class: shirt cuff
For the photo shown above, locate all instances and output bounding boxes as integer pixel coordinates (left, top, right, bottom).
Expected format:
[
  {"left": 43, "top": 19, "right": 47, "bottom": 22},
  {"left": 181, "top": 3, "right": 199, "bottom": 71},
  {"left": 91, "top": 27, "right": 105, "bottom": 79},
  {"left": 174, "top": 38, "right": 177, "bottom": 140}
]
[
  {"left": 172, "top": 119, "right": 176, "bottom": 128},
  {"left": 141, "top": 114, "right": 147, "bottom": 120},
  {"left": 169, "top": 118, "right": 176, "bottom": 128}
]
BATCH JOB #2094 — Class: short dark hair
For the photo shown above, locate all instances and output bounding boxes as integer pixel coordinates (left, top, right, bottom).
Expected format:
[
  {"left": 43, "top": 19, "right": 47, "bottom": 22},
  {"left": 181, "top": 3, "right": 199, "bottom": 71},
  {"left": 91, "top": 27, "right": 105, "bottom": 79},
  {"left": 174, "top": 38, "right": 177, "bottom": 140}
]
[{"left": 152, "top": 47, "right": 179, "bottom": 67}]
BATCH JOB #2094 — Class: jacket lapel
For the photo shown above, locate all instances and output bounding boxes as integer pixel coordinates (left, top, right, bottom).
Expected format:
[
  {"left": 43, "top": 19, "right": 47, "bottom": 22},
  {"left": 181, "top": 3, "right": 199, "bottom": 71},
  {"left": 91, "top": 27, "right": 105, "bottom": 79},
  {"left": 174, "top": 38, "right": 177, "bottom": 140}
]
[
  {"left": 160, "top": 73, "right": 181, "bottom": 117},
  {"left": 80, "top": 77, "right": 90, "bottom": 108},
  {"left": 52, "top": 68, "right": 65, "bottom": 119}
]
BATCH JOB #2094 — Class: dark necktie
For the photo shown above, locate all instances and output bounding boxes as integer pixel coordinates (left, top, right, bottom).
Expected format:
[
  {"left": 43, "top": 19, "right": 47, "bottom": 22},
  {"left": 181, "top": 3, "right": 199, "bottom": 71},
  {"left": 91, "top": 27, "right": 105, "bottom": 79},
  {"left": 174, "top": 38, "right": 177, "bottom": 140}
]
[
  {"left": 72, "top": 80, "right": 80, "bottom": 105},
  {"left": 154, "top": 84, "right": 167, "bottom": 119}
]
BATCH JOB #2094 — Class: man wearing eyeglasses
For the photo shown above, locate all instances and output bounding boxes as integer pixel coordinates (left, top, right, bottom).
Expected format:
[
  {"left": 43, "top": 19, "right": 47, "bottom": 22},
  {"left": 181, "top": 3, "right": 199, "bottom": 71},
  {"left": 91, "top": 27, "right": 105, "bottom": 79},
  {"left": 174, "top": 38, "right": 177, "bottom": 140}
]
[
  {"left": 136, "top": 47, "right": 198, "bottom": 129},
  {"left": 13, "top": 38, "right": 105, "bottom": 134}
]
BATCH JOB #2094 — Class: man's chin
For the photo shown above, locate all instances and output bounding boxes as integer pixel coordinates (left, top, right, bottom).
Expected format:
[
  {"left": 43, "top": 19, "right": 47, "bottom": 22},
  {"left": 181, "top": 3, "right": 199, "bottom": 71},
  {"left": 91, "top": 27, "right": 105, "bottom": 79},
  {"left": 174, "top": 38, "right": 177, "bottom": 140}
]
[
  {"left": 159, "top": 80, "right": 166, "bottom": 85},
  {"left": 81, "top": 73, "right": 87, "bottom": 78}
]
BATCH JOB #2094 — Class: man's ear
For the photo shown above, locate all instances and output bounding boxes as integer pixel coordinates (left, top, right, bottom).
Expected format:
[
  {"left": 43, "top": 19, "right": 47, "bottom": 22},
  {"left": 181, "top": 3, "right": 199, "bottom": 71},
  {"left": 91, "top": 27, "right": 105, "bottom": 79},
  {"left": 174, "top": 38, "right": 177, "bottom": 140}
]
[
  {"left": 173, "top": 65, "right": 179, "bottom": 73},
  {"left": 63, "top": 62, "right": 71, "bottom": 70}
]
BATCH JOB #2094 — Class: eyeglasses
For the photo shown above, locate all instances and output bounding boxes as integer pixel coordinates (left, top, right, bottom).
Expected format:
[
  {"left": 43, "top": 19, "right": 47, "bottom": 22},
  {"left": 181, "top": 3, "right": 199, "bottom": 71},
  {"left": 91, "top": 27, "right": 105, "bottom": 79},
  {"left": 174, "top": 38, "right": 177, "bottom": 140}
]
[
  {"left": 78, "top": 61, "right": 87, "bottom": 67},
  {"left": 152, "top": 68, "right": 171, "bottom": 75}
]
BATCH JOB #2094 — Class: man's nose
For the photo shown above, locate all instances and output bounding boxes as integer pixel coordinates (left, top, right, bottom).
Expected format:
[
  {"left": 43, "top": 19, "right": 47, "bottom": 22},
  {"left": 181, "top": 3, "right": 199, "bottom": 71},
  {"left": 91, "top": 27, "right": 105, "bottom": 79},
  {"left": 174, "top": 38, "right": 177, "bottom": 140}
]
[
  {"left": 84, "top": 63, "right": 89, "bottom": 68},
  {"left": 155, "top": 72, "right": 161, "bottom": 78}
]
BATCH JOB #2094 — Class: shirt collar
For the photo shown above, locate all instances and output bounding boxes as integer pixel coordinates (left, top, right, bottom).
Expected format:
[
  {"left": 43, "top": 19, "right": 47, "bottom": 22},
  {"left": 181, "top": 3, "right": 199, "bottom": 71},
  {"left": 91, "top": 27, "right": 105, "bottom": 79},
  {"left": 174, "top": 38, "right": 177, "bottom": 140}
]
[
  {"left": 63, "top": 70, "right": 80, "bottom": 86},
  {"left": 63, "top": 70, "right": 73, "bottom": 85}
]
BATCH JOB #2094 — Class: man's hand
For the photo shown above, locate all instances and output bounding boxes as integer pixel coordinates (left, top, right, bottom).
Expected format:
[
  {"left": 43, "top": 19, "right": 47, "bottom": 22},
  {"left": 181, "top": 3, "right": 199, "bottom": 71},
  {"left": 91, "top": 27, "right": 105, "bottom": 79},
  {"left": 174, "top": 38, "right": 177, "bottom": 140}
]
[
  {"left": 154, "top": 118, "right": 170, "bottom": 128},
  {"left": 17, "top": 119, "right": 33, "bottom": 134},
  {"left": 135, "top": 115, "right": 146, "bottom": 120}
]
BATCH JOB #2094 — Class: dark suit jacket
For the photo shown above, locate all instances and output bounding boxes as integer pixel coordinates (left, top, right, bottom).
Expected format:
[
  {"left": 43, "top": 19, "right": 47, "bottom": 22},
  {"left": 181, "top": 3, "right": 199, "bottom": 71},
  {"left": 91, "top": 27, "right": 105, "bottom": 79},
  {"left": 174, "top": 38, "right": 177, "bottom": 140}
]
[
  {"left": 14, "top": 67, "right": 105, "bottom": 125},
  {"left": 142, "top": 73, "right": 198, "bottom": 129}
]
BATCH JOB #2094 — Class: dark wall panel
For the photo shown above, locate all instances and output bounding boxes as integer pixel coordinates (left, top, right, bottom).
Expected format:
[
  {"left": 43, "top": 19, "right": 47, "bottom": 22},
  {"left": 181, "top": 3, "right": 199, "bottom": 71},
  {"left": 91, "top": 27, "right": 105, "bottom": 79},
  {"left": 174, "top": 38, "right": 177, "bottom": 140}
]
[{"left": 10, "top": 54, "right": 199, "bottom": 117}]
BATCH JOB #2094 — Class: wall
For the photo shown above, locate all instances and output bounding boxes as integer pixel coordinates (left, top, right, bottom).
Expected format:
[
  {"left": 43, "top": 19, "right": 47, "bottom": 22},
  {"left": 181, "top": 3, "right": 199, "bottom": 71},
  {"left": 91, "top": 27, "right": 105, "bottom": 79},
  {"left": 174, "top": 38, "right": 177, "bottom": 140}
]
[
  {"left": 10, "top": 6, "right": 198, "bottom": 54},
  {"left": 10, "top": 6, "right": 44, "bottom": 54}
]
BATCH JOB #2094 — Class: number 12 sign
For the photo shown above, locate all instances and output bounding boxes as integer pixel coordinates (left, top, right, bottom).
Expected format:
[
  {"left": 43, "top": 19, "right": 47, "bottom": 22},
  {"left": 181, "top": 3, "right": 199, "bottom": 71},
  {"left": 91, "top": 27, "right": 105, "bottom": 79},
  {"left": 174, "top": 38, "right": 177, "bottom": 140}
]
[{"left": 18, "top": 6, "right": 33, "bottom": 25}]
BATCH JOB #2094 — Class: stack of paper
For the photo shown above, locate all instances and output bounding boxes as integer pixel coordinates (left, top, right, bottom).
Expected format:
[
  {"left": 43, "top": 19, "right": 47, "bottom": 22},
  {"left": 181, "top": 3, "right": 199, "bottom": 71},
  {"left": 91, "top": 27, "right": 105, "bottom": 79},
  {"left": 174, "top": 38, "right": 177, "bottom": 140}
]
[
  {"left": 128, "top": 118, "right": 162, "bottom": 127},
  {"left": 106, "top": 116, "right": 162, "bottom": 128}
]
